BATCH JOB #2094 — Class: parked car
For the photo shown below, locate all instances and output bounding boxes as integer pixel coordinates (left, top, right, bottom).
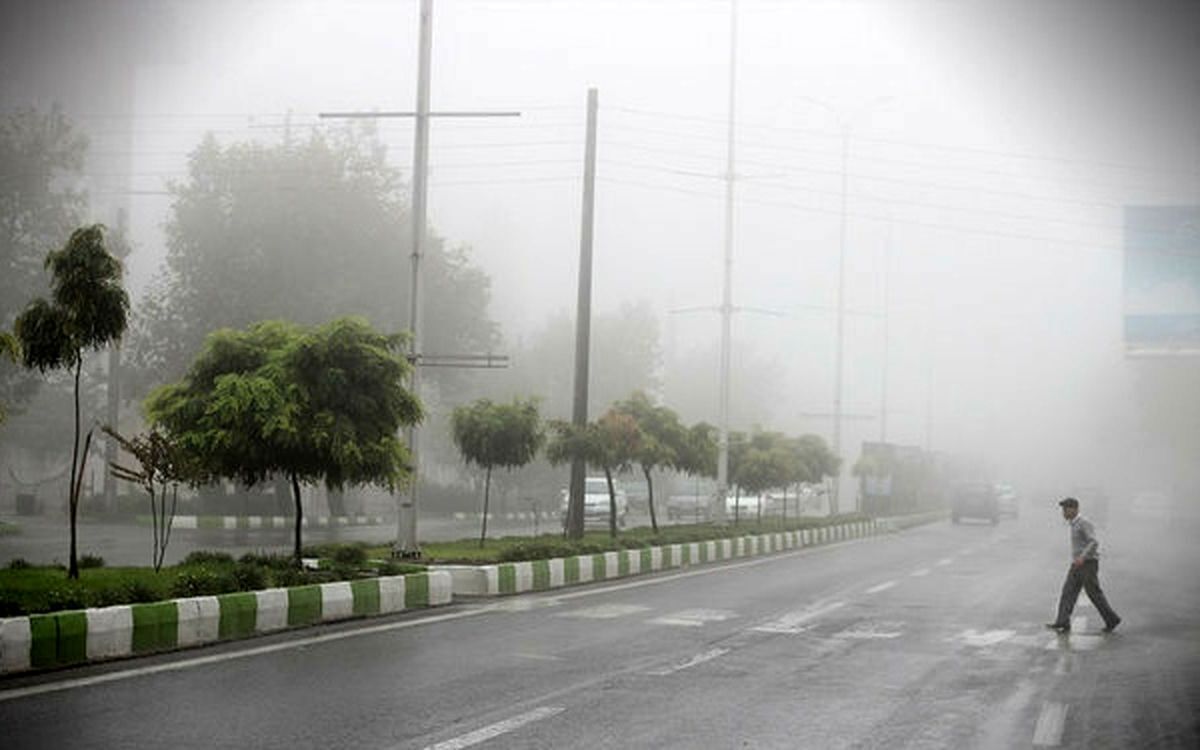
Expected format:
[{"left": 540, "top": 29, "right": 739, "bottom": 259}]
[
  {"left": 560, "top": 477, "right": 628, "bottom": 529},
  {"left": 993, "top": 483, "right": 1019, "bottom": 519},
  {"left": 950, "top": 480, "right": 999, "bottom": 524},
  {"left": 666, "top": 493, "right": 713, "bottom": 521}
]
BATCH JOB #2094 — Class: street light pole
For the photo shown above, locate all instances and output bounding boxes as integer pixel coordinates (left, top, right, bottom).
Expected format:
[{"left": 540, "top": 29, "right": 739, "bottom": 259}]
[{"left": 716, "top": 0, "right": 738, "bottom": 524}]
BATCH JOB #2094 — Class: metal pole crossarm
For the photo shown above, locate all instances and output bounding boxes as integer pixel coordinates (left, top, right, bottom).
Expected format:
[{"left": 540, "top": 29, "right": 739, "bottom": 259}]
[
  {"left": 319, "top": 110, "right": 521, "bottom": 119},
  {"left": 416, "top": 353, "right": 510, "bottom": 368}
]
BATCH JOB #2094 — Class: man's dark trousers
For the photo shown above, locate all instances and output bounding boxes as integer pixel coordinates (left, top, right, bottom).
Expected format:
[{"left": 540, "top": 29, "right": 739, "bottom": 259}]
[{"left": 1054, "top": 559, "right": 1119, "bottom": 628}]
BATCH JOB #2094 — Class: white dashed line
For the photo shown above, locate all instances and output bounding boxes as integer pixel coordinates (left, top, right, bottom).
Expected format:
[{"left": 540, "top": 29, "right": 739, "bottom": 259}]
[
  {"left": 909, "top": 568, "right": 931, "bottom": 577},
  {"left": 865, "top": 581, "right": 896, "bottom": 594},
  {"left": 752, "top": 601, "right": 846, "bottom": 634},
  {"left": 649, "top": 609, "right": 737, "bottom": 627},
  {"left": 646, "top": 647, "right": 730, "bottom": 676},
  {"left": 558, "top": 604, "right": 652, "bottom": 619},
  {"left": 421, "top": 706, "right": 565, "bottom": 750},
  {"left": 935, "top": 558, "right": 954, "bottom": 566},
  {"left": 1032, "top": 701, "right": 1068, "bottom": 746}
]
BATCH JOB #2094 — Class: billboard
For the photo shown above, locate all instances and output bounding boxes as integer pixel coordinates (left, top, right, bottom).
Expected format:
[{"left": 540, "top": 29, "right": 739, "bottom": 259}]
[{"left": 1124, "top": 206, "right": 1200, "bottom": 356}]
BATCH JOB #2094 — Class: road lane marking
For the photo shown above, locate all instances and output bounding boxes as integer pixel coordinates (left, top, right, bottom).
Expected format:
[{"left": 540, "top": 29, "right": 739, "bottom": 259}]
[
  {"left": 834, "top": 621, "right": 903, "bottom": 639},
  {"left": 954, "top": 629, "right": 1015, "bottom": 647},
  {"left": 420, "top": 706, "right": 565, "bottom": 750},
  {"left": 865, "top": 581, "right": 896, "bottom": 594},
  {"left": 557, "top": 603, "right": 651, "bottom": 619},
  {"left": 1032, "top": 701, "right": 1068, "bottom": 746},
  {"left": 935, "top": 557, "right": 953, "bottom": 566},
  {"left": 751, "top": 601, "right": 846, "bottom": 634},
  {"left": 649, "top": 609, "right": 737, "bottom": 627},
  {"left": 515, "top": 652, "right": 564, "bottom": 662},
  {"left": 909, "top": 568, "right": 931, "bottom": 577},
  {"left": 645, "top": 647, "right": 729, "bottom": 676}
]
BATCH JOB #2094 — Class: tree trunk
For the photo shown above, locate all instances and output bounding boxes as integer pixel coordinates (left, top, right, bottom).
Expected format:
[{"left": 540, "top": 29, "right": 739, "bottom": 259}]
[
  {"left": 479, "top": 465, "right": 492, "bottom": 546},
  {"left": 291, "top": 473, "right": 303, "bottom": 564},
  {"left": 643, "top": 465, "right": 658, "bottom": 534},
  {"left": 605, "top": 468, "right": 618, "bottom": 538},
  {"left": 67, "top": 358, "right": 82, "bottom": 579}
]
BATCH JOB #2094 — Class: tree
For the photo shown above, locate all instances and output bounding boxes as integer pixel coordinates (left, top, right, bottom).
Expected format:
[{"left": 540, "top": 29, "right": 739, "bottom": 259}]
[
  {"left": 611, "top": 391, "right": 688, "bottom": 533},
  {"left": 103, "top": 426, "right": 202, "bottom": 571},
  {"left": 14, "top": 225, "right": 130, "bottom": 579},
  {"left": 450, "top": 397, "right": 544, "bottom": 545},
  {"left": 0, "top": 332, "right": 17, "bottom": 424},
  {"left": 146, "top": 317, "right": 422, "bottom": 563},
  {"left": 0, "top": 106, "right": 88, "bottom": 421},
  {"left": 127, "top": 127, "right": 497, "bottom": 402},
  {"left": 546, "top": 411, "right": 641, "bottom": 538}
]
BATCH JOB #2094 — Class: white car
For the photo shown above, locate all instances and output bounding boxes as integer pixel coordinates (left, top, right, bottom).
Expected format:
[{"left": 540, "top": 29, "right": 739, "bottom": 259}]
[{"left": 561, "top": 477, "right": 628, "bottom": 529}]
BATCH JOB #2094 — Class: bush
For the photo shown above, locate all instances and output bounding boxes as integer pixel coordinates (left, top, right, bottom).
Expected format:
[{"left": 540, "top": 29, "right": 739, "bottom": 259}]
[
  {"left": 182, "top": 550, "right": 235, "bottom": 566},
  {"left": 331, "top": 545, "right": 368, "bottom": 567},
  {"left": 231, "top": 562, "right": 267, "bottom": 591},
  {"left": 498, "top": 540, "right": 604, "bottom": 562},
  {"left": 171, "top": 566, "right": 238, "bottom": 597},
  {"left": 8, "top": 558, "right": 32, "bottom": 570},
  {"left": 79, "top": 554, "right": 106, "bottom": 569},
  {"left": 239, "top": 552, "right": 295, "bottom": 570},
  {"left": 46, "top": 586, "right": 92, "bottom": 611}
]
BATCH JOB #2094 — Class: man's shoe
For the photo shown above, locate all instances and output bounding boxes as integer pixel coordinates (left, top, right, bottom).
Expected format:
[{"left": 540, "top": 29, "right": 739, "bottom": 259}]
[
  {"left": 1102, "top": 617, "right": 1121, "bottom": 633},
  {"left": 1045, "top": 622, "right": 1070, "bottom": 633}
]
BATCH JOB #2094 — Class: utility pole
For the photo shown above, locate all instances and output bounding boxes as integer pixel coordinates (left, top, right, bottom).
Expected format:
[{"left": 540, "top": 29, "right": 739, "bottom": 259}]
[
  {"left": 716, "top": 0, "right": 739, "bottom": 524},
  {"left": 566, "top": 87, "right": 599, "bottom": 538},
  {"left": 879, "top": 222, "right": 892, "bottom": 444},
  {"left": 320, "top": 0, "right": 517, "bottom": 557}
]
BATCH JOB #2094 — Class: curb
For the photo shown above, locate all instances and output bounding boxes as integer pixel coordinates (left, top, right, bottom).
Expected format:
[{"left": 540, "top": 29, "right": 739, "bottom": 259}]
[
  {"left": 0, "top": 570, "right": 451, "bottom": 676},
  {"left": 139, "top": 515, "right": 388, "bottom": 530},
  {"left": 431, "top": 519, "right": 882, "bottom": 597}
]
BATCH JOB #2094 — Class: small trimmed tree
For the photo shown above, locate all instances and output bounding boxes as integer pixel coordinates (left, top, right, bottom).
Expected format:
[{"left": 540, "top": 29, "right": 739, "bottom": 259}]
[
  {"left": 546, "top": 411, "right": 640, "bottom": 538},
  {"left": 147, "top": 317, "right": 421, "bottom": 563},
  {"left": 612, "top": 391, "right": 688, "bottom": 533},
  {"left": 14, "top": 225, "right": 129, "bottom": 578},
  {"left": 450, "top": 397, "right": 544, "bottom": 545},
  {"left": 0, "top": 332, "right": 18, "bottom": 424}
]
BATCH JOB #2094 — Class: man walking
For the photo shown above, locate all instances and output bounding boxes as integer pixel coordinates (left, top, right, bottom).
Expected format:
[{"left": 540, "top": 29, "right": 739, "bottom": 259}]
[{"left": 1047, "top": 497, "right": 1121, "bottom": 633}]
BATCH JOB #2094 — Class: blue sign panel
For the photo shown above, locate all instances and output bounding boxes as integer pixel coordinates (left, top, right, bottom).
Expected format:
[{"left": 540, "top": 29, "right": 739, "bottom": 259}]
[{"left": 1124, "top": 206, "right": 1200, "bottom": 355}]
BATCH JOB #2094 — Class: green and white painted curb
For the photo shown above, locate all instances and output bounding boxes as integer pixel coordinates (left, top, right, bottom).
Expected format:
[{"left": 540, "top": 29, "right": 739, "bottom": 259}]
[
  {"left": 139, "top": 514, "right": 388, "bottom": 530},
  {"left": 0, "top": 571, "right": 450, "bottom": 675},
  {"left": 433, "top": 519, "right": 882, "bottom": 597}
]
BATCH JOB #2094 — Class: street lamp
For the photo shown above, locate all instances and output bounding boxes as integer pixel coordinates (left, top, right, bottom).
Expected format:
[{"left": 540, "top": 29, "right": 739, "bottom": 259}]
[{"left": 793, "top": 95, "right": 893, "bottom": 515}]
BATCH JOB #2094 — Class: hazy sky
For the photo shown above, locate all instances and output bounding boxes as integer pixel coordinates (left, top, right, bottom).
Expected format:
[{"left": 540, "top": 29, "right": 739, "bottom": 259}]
[{"left": 3, "top": 0, "right": 1198, "bottom": 495}]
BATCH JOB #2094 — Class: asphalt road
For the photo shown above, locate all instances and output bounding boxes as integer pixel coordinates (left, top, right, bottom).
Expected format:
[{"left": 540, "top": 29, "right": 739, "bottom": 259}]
[{"left": 2, "top": 506, "right": 1197, "bottom": 749}]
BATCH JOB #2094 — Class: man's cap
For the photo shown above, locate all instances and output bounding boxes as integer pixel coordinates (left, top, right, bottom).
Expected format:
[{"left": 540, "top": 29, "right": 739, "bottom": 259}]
[{"left": 1058, "top": 497, "right": 1079, "bottom": 508}]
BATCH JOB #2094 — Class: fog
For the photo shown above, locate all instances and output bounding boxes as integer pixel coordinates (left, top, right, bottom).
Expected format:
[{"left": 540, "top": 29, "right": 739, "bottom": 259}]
[{"left": 2, "top": 0, "right": 1198, "bottom": 509}]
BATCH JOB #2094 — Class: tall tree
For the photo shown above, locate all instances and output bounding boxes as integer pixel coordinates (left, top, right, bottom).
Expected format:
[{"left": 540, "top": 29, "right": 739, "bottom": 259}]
[
  {"left": 127, "top": 127, "right": 497, "bottom": 398},
  {"left": 14, "top": 225, "right": 129, "bottom": 578},
  {"left": 612, "top": 391, "right": 688, "bottom": 533},
  {"left": 146, "top": 317, "right": 422, "bottom": 563},
  {"left": 450, "top": 397, "right": 544, "bottom": 545},
  {"left": 0, "top": 106, "right": 87, "bottom": 420}
]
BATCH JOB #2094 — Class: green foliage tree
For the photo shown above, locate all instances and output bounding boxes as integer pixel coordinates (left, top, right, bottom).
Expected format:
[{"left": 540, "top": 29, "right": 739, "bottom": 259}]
[
  {"left": 0, "top": 332, "right": 17, "bottom": 424},
  {"left": 103, "top": 425, "right": 203, "bottom": 571},
  {"left": 127, "top": 127, "right": 497, "bottom": 400},
  {"left": 611, "top": 391, "right": 689, "bottom": 533},
  {"left": 14, "top": 224, "right": 130, "bottom": 578},
  {"left": 546, "top": 411, "right": 641, "bottom": 538},
  {"left": 450, "top": 397, "right": 544, "bottom": 545},
  {"left": 146, "top": 317, "right": 422, "bottom": 563},
  {"left": 0, "top": 106, "right": 88, "bottom": 421}
]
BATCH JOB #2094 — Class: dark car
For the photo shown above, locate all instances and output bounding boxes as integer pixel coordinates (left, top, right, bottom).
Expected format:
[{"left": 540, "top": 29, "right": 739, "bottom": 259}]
[{"left": 951, "top": 481, "right": 999, "bottom": 524}]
